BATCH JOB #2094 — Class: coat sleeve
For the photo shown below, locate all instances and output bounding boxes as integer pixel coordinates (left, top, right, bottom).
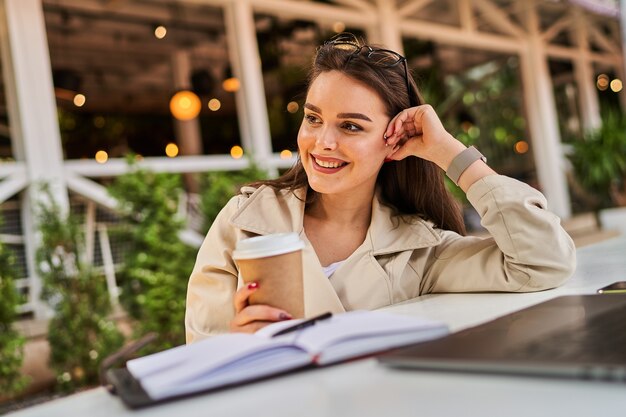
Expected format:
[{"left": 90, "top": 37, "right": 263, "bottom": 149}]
[
  {"left": 184, "top": 196, "right": 244, "bottom": 343},
  {"left": 422, "top": 175, "right": 576, "bottom": 294}
]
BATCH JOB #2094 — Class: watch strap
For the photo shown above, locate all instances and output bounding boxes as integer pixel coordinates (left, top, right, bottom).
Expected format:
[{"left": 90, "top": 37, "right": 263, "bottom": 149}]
[{"left": 446, "top": 146, "right": 487, "bottom": 185}]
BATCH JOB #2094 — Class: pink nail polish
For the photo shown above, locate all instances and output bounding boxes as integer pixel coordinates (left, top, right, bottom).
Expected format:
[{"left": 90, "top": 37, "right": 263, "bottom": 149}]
[
  {"left": 247, "top": 282, "right": 258, "bottom": 290},
  {"left": 279, "top": 313, "right": 292, "bottom": 320}
]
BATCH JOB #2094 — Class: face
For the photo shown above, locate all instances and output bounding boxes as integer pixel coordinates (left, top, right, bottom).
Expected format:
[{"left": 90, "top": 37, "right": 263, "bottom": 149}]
[{"left": 298, "top": 70, "right": 392, "bottom": 199}]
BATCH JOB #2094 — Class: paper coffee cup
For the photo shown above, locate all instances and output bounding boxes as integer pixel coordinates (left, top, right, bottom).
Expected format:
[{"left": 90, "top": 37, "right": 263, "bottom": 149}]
[{"left": 233, "top": 233, "right": 305, "bottom": 318}]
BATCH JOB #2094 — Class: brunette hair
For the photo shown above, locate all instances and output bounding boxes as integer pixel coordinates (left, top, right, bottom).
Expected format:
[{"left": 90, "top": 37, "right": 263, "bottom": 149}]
[{"left": 247, "top": 35, "right": 466, "bottom": 235}]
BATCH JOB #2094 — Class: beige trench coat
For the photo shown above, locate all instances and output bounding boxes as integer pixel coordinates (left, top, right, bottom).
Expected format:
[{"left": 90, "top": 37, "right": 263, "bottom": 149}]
[{"left": 185, "top": 175, "right": 576, "bottom": 343}]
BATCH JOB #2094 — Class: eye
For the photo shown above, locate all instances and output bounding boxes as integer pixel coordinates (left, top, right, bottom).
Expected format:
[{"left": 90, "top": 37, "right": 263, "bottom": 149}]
[
  {"left": 304, "top": 114, "right": 321, "bottom": 125},
  {"left": 341, "top": 122, "right": 362, "bottom": 133}
]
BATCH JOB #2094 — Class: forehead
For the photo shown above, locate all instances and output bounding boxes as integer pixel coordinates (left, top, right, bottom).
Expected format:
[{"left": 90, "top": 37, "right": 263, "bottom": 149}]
[{"left": 306, "top": 71, "right": 387, "bottom": 117}]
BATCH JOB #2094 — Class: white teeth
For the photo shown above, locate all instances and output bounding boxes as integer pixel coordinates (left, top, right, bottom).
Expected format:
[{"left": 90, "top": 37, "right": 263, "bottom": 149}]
[{"left": 315, "top": 158, "right": 346, "bottom": 168}]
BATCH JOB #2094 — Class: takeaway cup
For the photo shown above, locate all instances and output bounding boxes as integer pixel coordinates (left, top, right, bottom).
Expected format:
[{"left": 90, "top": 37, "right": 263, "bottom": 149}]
[{"left": 233, "top": 233, "right": 305, "bottom": 318}]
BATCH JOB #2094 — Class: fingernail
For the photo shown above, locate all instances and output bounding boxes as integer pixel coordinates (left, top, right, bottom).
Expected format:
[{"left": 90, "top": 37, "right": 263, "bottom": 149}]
[
  {"left": 247, "top": 282, "right": 259, "bottom": 290},
  {"left": 279, "top": 313, "right": 292, "bottom": 320}
]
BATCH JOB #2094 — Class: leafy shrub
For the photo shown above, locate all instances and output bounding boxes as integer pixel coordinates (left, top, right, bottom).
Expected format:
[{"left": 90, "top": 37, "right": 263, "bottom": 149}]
[
  {"left": 36, "top": 186, "right": 124, "bottom": 390},
  {"left": 200, "top": 164, "right": 268, "bottom": 233},
  {"left": 0, "top": 216, "right": 27, "bottom": 396},
  {"left": 108, "top": 165, "right": 195, "bottom": 352},
  {"left": 568, "top": 111, "right": 626, "bottom": 209}
]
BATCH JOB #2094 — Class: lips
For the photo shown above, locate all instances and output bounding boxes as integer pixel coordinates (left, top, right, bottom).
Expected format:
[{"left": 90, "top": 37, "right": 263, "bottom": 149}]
[{"left": 311, "top": 154, "right": 348, "bottom": 172}]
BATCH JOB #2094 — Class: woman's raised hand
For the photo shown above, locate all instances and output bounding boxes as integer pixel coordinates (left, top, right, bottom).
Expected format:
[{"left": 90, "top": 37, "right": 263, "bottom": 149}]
[
  {"left": 384, "top": 104, "right": 466, "bottom": 171},
  {"left": 229, "top": 282, "right": 292, "bottom": 333}
]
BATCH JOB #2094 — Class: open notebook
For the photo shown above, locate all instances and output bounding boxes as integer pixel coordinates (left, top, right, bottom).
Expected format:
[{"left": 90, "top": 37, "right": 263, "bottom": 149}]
[{"left": 106, "top": 310, "right": 448, "bottom": 408}]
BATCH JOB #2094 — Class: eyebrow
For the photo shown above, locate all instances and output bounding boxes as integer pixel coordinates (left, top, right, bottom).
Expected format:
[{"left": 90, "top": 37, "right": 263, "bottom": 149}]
[{"left": 304, "top": 103, "right": 373, "bottom": 122}]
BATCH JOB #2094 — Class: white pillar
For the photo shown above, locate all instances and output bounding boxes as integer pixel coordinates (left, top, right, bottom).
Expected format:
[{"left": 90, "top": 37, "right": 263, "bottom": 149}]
[
  {"left": 620, "top": 0, "right": 626, "bottom": 111},
  {"left": 571, "top": 8, "right": 601, "bottom": 131},
  {"left": 227, "top": 0, "right": 274, "bottom": 173},
  {"left": 0, "top": 0, "right": 68, "bottom": 318},
  {"left": 224, "top": 3, "right": 253, "bottom": 154},
  {"left": 373, "top": 0, "right": 404, "bottom": 54},
  {"left": 171, "top": 51, "right": 204, "bottom": 158},
  {"left": 519, "top": 0, "right": 571, "bottom": 219}
]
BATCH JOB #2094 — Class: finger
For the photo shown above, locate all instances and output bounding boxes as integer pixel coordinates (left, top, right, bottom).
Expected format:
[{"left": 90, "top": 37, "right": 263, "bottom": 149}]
[
  {"left": 235, "top": 321, "right": 275, "bottom": 334},
  {"left": 233, "top": 281, "right": 259, "bottom": 314},
  {"left": 232, "top": 304, "right": 292, "bottom": 328}
]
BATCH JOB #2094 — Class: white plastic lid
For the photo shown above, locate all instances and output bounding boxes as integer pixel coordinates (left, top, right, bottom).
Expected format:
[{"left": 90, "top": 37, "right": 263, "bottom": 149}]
[{"left": 232, "top": 232, "right": 305, "bottom": 260}]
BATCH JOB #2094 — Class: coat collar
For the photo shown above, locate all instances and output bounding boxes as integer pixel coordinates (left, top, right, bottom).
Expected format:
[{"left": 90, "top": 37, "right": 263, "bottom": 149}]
[{"left": 229, "top": 185, "right": 442, "bottom": 255}]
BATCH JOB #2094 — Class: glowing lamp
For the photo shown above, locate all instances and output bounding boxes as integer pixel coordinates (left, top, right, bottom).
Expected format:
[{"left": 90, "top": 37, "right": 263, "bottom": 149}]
[{"left": 170, "top": 90, "right": 202, "bottom": 120}]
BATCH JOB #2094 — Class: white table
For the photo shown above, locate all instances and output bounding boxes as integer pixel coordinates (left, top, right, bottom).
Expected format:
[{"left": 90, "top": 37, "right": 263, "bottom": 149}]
[{"left": 9, "top": 237, "right": 626, "bottom": 417}]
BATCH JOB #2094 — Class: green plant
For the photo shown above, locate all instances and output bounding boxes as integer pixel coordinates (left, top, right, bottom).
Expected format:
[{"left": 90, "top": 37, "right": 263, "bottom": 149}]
[
  {"left": 568, "top": 110, "right": 626, "bottom": 209},
  {"left": 200, "top": 163, "right": 268, "bottom": 233},
  {"left": 0, "top": 216, "right": 27, "bottom": 397},
  {"left": 108, "top": 163, "right": 196, "bottom": 352},
  {"left": 36, "top": 186, "right": 124, "bottom": 390}
]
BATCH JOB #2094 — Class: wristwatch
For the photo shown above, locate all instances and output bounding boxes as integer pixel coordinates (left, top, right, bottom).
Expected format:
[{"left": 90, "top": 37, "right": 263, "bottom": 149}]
[{"left": 446, "top": 146, "right": 487, "bottom": 185}]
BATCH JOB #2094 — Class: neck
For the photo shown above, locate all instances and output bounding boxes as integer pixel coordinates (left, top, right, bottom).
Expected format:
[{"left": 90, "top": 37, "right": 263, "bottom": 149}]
[{"left": 306, "top": 188, "right": 374, "bottom": 228}]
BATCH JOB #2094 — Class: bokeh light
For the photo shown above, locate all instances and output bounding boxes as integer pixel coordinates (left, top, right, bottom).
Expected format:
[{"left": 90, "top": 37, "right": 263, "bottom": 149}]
[
  {"left": 514, "top": 141, "right": 529, "bottom": 154},
  {"left": 154, "top": 25, "right": 167, "bottom": 39},
  {"left": 208, "top": 98, "right": 221, "bottom": 111},
  {"left": 73, "top": 93, "right": 86, "bottom": 107},
  {"left": 230, "top": 145, "right": 244, "bottom": 159},
  {"left": 165, "top": 143, "right": 179, "bottom": 157},
  {"left": 170, "top": 90, "right": 202, "bottom": 120},
  {"left": 95, "top": 150, "right": 108, "bottom": 164}
]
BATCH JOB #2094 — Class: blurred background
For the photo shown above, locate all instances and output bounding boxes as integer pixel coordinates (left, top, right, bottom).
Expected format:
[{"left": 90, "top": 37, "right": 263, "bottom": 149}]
[{"left": 0, "top": 0, "right": 624, "bottom": 409}]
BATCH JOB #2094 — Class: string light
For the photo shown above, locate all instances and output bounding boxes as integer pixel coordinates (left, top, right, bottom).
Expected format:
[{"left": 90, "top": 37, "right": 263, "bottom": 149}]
[
  {"left": 280, "top": 150, "right": 293, "bottom": 159},
  {"left": 222, "top": 77, "right": 240, "bottom": 92},
  {"left": 165, "top": 143, "right": 179, "bottom": 157},
  {"left": 154, "top": 25, "right": 167, "bottom": 39},
  {"left": 73, "top": 93, "right": 86, "bottom": 107},
  {"left": 95, "top": 150, "right": 108, "bottom": 164},
  {"left": 170, "top": 90, "right": 202, "bottom": 120},
  {"left": 286, "top": 101, "right": 299, "bottom": 113},
  {"left": 610, "top": 79, "right": 622, "bottom": 93},
  {"left": 208, "top": 98, "right": 221, "bottom": 111},
  {"left": 333, "top": 22, "right": 346, "bottom": 33},
  {"left": 597, "top": 74, "right": 609, "bottom": 91},
  {"left": 230, "top": 145, "right": 244, "bottom": 159},
  {"left": 514, "top": 141, "right": 529, "bottom": 154}
]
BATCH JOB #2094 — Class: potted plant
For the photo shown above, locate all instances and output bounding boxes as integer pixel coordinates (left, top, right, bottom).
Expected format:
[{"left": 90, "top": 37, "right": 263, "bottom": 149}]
[{"left": 567, "top": 110, "right": 626, "bottom": 234}]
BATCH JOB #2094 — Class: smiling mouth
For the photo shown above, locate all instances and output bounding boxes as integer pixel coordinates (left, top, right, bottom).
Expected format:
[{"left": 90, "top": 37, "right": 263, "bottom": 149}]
[{"left": 314, "top": 157, "right": 347, "bottom": 169}]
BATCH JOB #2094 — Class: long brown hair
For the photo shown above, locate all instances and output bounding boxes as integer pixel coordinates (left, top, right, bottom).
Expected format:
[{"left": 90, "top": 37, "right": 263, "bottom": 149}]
[{"left": 248, "top": 35, "right": 466, "bottom": 235}]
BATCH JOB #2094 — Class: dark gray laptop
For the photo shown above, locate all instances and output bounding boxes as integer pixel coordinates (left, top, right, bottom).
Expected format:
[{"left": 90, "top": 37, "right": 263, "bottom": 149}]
[{"left": 378, "top": 294, "right": 626, "bottom": 382}]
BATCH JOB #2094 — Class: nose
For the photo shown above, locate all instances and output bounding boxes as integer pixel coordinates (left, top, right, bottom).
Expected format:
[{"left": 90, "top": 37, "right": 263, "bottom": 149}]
[{"left": 315, "top": 127, "right": 338, "bottom": 151}]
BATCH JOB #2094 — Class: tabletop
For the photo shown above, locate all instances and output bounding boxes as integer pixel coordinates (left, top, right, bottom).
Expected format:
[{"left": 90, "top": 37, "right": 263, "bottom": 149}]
[{"left": 8, "top": 236, "right": 626, "bottom": 417}]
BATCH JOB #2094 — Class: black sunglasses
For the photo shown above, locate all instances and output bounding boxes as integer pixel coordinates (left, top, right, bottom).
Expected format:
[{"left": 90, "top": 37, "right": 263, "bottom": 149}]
[{"left": 321, "top": 33, "right": 416, "bottom": 107}]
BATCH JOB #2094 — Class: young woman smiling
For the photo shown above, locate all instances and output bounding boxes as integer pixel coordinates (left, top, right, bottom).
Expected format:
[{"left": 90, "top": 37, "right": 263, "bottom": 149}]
[{"left": 185, "top": 34, "right": 576, "bottom": 341}]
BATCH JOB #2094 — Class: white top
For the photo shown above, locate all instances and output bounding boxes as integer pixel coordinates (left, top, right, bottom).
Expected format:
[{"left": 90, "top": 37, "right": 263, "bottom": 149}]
[{"left": 322, "top": 260, "right": 345, "bottom": 278}]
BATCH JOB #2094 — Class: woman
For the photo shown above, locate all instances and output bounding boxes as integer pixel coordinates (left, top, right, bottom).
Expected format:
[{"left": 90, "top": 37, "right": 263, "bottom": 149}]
[{"left": 185, "top": 34, "right": 575, "bottom": 342}]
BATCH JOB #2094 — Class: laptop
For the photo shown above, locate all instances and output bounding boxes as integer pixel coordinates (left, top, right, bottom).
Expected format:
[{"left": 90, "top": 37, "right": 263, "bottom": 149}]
[{"left": 378, "top": 294, "right": 626, "bottom": 382}]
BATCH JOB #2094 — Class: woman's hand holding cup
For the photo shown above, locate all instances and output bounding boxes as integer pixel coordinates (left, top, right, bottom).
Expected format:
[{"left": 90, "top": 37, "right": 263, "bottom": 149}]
[{"left": 230, "top": 282, "right": 292, "bottom": 333}]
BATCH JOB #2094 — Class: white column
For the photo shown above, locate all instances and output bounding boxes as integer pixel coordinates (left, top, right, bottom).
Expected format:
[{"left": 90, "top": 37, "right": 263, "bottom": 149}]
[
  {"left": 373, "top": 0, "right": 404, "bottom": 54},
  {"left": 171, "top": 51, "right": 204, "bottom": 158},
  {"left": 519, "top": 0, "right": 571, "bottom": 219},
  {"left": 224, "top": 3, "right": 253, "bottom": 154},
  {"left": 227, "top": 0, "right": 274, "bottom": 172},
  {"left": 0, "top": 0, "right": 68, "bottom": 318},
  {"left": 571, "top": 8, "right": 601, "bottom": 131}
]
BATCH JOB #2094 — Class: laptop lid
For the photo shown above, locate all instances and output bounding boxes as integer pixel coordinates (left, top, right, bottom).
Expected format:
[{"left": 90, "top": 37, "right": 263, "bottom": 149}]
[{"left": 378, "top": 295, "right": 626, "bottom": 382}]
